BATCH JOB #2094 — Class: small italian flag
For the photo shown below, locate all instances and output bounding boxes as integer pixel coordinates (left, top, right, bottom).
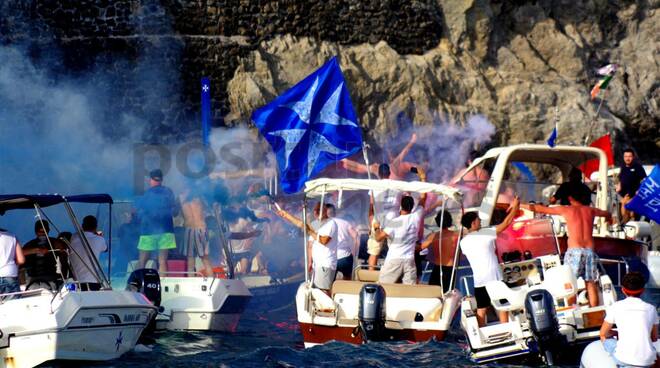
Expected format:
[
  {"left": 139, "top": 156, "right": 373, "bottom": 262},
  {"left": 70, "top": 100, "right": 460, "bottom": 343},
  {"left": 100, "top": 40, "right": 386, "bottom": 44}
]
[{"left": 590, "top": 63, "right": 618, "bottom": 100}]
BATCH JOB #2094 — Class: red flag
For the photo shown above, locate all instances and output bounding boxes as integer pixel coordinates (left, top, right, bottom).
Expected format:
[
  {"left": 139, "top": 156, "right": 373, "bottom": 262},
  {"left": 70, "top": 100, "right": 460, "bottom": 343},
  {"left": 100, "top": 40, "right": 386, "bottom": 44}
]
[{"left": 581, "top": 134, "right": 614, "bottom": 178}]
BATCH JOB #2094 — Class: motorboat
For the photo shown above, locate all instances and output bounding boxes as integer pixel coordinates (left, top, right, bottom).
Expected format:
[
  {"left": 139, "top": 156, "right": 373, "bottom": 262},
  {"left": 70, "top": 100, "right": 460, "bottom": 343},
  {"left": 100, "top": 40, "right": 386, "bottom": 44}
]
[
  {"left": 451, "top": 144, "right": 659, "bottom": 363},
  {"left": 295, "top": 178, "right": 464, "bottom": 347},
  {"left": 109, "top": 200, "right": 252, "bottom": 332},
  {"left": 458, "top": 217, "right": 617, "bottom": 364},
  {"left": 0, "top": 194, "right": 157, "bottom": 367}
]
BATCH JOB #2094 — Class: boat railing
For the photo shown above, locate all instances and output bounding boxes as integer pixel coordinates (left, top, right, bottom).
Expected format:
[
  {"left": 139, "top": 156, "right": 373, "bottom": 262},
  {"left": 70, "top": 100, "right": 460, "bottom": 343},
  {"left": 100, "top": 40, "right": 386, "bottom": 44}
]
[{"left": 0, "top": 288, "right": 52, "bottom": 305}]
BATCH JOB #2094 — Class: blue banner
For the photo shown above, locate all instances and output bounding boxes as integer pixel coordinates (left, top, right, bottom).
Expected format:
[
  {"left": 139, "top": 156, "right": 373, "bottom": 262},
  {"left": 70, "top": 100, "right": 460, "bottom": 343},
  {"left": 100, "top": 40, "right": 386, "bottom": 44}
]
[
  {"left": 252, "top": 57, "right": 363, "bottom": 193},
  {"left": 546, "top": 126, "right": 557, "bottom": 147},
  {"left": 625, "top": 164, "right": 660, "bottom": 223},
  {"left": 201, "top": 77, "right": 211, "bottom": 146}
]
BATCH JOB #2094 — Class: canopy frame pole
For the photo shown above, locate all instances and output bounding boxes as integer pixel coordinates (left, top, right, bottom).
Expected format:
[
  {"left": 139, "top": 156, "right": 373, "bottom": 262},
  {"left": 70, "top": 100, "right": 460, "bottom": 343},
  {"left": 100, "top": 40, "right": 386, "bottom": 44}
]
[
  {"left": 438, "top": 196, "right": 446, "bottom": 294},
  {"left": 449, "top": 203, "right": 465, "bottom": 293},
  {"left": 302, "top": 196, "right": 310, "bottom": 283}
]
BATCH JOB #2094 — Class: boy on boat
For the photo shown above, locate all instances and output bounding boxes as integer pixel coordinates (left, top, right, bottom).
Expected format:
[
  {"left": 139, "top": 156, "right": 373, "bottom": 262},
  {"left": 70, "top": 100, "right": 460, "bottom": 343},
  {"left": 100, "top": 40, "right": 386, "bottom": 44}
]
[{"left": 599, "top": 271, "right": 658, "bottom": 367}]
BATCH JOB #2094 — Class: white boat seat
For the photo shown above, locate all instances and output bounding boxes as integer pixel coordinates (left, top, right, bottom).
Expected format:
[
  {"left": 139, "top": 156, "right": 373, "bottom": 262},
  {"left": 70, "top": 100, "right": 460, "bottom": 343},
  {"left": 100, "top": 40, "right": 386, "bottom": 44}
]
[
  {"left": 542, "top": 264, "right": 578, "bottom": 300},
  {"left": 331, "top": 280, "right": 443, "bottom": 298},
  {"left": 355, "top": 269, "right": 380, "bottom": 282},
  {"left": 484, "top": 281, "right": 527, "bottom": 312}
]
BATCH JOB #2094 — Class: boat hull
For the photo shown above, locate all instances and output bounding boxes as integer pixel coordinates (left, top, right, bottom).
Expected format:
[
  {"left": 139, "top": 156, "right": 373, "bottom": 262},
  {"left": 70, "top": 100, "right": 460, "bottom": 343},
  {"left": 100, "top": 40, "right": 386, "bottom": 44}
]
[
  {"left": 156, "top": 276, "right": 252, "bottom": 332},
  {"left": 0, "top": 289, "right": 156, "bottom": 368},
  {"left": 299, "top": 322, "right": 446, "bottom": 347}
]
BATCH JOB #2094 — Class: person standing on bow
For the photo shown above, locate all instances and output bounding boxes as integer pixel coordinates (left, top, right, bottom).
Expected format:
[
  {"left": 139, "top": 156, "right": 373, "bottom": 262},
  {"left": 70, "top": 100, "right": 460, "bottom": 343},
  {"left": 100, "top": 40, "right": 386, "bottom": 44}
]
[
  {"left": 521, "top": 196, "right": 612, "bottom": 307},
  {"left": 460, "top": 196, "right": 520, "bottom": 327},
  {"left": 135, "top": 169, "right": 179, "bottom": 274},
  {"left": 274, "top": 202, "right": 338, "bottom": 293}
]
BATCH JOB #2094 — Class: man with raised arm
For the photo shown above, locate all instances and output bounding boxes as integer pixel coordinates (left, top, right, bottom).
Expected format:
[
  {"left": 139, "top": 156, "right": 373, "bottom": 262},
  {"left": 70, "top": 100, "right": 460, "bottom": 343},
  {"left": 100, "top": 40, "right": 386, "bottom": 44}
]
[
  {"left": 521, "top": 195, "right": 613, "bottom": 307},
  {"left": 460, "top": 196, "right": 520, "bottom": 327},
  {"left": 372, "top": 167, "right": 428, "bottom": 285},
  {"left": 274, "top": 203, "right": 338, "bottom": 293},
  {"left": 340, "top": 133, "right": 419, "bottom": 180}
]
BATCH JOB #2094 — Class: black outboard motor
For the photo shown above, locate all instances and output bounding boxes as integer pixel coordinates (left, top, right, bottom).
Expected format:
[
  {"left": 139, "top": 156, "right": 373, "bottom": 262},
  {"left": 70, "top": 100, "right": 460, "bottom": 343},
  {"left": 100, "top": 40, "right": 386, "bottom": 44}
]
[
  {"left": 127, "top": 268, "right": 162, "bottom": 340},
  {"left": 358, "top": 284, "right": 387, "bottom": 342},
  {"left": 127, "top": 268, "right": 162, "bottom": 307},
  {"left": 525, "top": 289, "right": 565, "bottom": 365}
]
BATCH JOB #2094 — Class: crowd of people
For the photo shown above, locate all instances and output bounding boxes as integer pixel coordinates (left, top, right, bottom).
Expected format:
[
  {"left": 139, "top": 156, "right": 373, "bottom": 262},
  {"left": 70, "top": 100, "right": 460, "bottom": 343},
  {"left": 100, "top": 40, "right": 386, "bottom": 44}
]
[{"left": 0, "top": 139, "right": 656, "bottom": 366}]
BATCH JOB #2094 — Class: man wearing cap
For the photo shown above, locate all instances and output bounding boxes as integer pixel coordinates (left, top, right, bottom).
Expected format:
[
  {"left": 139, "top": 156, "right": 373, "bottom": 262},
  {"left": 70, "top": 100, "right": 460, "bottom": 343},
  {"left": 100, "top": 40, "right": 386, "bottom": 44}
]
[
  {"left": 135, "top": 169, "right": 179, "bottom": 273},
  {"left": 600, "top": 271, "right": 658, "bottom": 367}
]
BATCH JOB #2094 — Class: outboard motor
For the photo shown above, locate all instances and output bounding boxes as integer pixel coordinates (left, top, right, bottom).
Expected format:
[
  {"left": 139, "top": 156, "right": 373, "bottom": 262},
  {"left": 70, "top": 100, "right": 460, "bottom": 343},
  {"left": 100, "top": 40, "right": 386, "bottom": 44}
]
[
  {"left": 127, "top": 268, "right": 162, "bottom": 307},
  {"left": 127, "top": 268, "right": 162, "bottom": 340},
  {"left": 358, "top": 284, "right": 386, "bottom": 342},
  {"left": 525, "top": 289, "right": 565, "bottom": 365}
]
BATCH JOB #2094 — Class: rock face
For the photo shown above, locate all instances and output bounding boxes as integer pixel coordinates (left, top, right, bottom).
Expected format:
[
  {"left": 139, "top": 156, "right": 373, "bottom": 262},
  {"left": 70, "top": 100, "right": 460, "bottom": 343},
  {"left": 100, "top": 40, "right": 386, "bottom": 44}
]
[{"left": 0, "top": 0, "right": 657, "bottom": 159}]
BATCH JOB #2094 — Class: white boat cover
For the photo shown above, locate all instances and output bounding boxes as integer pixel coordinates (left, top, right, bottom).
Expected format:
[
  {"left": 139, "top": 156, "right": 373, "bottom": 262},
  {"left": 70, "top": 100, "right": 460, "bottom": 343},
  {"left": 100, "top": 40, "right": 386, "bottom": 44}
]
[{"left": 304, "top": 178, "right": 463, "bottom": 202}]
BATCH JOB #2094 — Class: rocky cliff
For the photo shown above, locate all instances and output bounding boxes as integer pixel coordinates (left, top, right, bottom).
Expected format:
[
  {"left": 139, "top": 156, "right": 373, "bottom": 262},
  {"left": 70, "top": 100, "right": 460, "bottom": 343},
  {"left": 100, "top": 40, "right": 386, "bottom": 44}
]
[{"left": 1, "top": 0, "right": 657, "bottom": 159}]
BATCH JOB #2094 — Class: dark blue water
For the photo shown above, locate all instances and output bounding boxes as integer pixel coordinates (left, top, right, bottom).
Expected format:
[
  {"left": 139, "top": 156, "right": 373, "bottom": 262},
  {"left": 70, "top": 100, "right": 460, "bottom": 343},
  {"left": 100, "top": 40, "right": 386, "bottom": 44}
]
[{"left": 52, "top": 303, "right": 488, "bottom": 368}]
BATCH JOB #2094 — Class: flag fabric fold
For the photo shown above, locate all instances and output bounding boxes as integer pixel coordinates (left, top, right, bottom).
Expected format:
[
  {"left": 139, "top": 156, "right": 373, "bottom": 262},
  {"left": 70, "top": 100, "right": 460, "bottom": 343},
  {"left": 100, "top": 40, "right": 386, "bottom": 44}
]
[
  {"left": 580, "top": 133, "right": 614, "bottom": 179},
  {"left": 625, "top": 165, "right": 660, "bottom": 223},
  {"left": 546, "top": 126, "right": 557, "bottom": 147},
  {"left": 201, "top": 77, "right": 211, "bottom": 146},
  {"left": 590, "top": 63, "right": 618, "bottom": 100},
  {"left": 252, "top": 57, "right": 363, "bottom": 193}
]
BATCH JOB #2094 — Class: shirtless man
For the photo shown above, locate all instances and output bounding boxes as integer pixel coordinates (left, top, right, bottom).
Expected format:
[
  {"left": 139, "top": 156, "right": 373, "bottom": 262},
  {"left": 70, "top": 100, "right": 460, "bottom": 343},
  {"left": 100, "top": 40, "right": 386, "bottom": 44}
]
[
  {"left": 419, "top": 210, "right": 458, "bottom": 293},
  {"left": 180, "top": 188, "right": 213, "bottom": 276},
  {"left": 521, "top": 196, "right": 613, "bottom": 307},
  {"left": 341, "top": 133, "right": 419, "bottom": 180}
]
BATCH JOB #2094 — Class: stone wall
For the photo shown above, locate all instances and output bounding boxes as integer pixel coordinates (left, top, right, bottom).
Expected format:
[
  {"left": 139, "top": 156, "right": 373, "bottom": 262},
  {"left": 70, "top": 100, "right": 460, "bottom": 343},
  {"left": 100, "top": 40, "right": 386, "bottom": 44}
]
[{"left": 0, "top": 0, "right": 657, "bottom": 159}]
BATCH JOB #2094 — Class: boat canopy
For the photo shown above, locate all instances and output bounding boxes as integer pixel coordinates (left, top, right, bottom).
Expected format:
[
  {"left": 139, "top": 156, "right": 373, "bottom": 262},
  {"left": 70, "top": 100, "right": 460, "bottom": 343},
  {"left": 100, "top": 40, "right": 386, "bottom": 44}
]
[
  {"left": 0, "top": 194, "right": 113, "bottom": 214},
  {"left": 466, "top": 144, "right": 605, "bottom": 175},
  {"left": 304, "top": 178, "right": 463, "bottom": 202}
]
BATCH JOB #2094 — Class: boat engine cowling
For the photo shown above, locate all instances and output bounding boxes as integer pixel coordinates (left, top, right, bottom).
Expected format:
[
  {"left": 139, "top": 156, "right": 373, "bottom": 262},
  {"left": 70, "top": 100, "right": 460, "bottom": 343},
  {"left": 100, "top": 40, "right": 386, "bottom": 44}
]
[
  {"left": 525, "top": 289, "right": 565, "bottom": 364},
  {"left": 127, "top": 268, "right": 162, "bottom": 307},
  {"left": 358, "top": 284, "right": 386, "bottom": 342}
]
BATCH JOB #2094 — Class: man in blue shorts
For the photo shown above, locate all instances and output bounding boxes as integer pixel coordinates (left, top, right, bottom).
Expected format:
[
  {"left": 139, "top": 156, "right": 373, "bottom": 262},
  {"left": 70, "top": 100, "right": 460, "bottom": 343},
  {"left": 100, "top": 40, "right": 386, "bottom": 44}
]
[{"left": 522, "top": 195, "right": 612, "bottom": 307}]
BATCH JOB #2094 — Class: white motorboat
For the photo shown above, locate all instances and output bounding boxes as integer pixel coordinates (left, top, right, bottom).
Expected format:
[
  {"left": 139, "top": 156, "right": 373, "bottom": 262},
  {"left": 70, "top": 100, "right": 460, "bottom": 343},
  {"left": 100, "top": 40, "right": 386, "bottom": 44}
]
[
  {"left": 0, "top": 194, "right": 157, "bottom": 367},
  {"left": 155, "top": 273, "right": 251, "bottom": 331},
  {"left": 295, "top": 178, "right": 464, "bottom": 347},
  {"left": 451, "top": 144, "right": 658, "bottom": 364}
]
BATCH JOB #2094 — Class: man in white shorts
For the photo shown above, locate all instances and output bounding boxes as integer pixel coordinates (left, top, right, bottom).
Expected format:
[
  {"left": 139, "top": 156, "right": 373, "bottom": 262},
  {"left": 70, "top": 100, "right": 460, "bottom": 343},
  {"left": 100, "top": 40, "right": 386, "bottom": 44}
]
[
  {"left": 372, "top": 167, "right": 427, "bottom": 285},
  {"left": 600, "top": 271, "right": 658, "bottom": 367},
  {"left": 275, "top": 203, "right": 338, "bottom": 292},
  {"left": 180, "top": 189, "right": 213, "bottom": 276}
]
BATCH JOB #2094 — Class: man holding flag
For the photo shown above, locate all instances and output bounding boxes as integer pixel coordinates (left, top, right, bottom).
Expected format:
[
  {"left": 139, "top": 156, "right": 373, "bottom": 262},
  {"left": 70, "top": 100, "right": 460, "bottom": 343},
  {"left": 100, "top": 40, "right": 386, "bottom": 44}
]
[
  {"left": 252, "top": 56, "right": 363, "bottom": 288},
  {"left": 251, "top": 56, "right": 363, "bottom": 193}
]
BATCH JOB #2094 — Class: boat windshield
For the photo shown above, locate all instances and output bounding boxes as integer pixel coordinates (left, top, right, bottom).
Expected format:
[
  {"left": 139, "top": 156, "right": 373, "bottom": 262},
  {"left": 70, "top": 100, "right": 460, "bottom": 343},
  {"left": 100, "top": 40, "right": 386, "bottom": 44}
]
[
  {"left": 452, "top": 158, "right": 496, "bottom": 207},
  {"left": 495, "top": 218, "right": 559, "bottom": 263},
  {"left": 496, "top": 162, "right": 566, "bottom": 205}
]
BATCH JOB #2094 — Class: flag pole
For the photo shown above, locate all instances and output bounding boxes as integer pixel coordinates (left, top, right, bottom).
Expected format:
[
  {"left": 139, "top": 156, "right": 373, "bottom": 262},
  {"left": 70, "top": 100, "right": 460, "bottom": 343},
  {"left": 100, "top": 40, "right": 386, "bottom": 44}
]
[
  {"left": 584, "top": 86, "right": 609, "bottom": 146},
  {"left": 554, "top": 105, "right": 559, "bottom": 144}
]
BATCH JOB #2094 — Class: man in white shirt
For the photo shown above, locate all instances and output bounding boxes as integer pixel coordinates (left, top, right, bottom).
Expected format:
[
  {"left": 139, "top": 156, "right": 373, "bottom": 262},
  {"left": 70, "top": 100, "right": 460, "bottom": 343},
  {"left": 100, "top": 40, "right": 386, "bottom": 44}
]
[
  {"left": 328, "top": 207, "right": 358, "bottom": 280},
  {"left": 0, "top": 230, "right": 25, "bottom": 297},
  {"left": 600, "top": 271, "right": 658, "bottom": 367},
  {"left": 276, "top": 203, "right": 338, "bottom": 292},
  {"left": 373, "top": 167, "right": 428, "bottom": 285},
  {"left": 460, "top": 196, "right": 520, "bottom": 327},
  {"left": 69, "top": 216, "right": 107, "bottom": 290},
  {"left": 367, "top": 163, "right": 402, "bottom": 270}
]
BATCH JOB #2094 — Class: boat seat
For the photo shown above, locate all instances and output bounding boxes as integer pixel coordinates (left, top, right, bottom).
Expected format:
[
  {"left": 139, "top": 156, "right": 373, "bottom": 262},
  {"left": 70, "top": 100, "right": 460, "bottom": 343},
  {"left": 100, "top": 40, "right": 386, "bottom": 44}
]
[
  {"left": 542, "top": 264, "right": 578, "bottom": 300},
  {"left": 484, "top": 281, "right": 527, "bottom": 312},
  {"left": 331, "top": 280, "right": 443, "bottom": 298},
  {"left": 355, "top": 269, "right": 380, "bottom": 282}
]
